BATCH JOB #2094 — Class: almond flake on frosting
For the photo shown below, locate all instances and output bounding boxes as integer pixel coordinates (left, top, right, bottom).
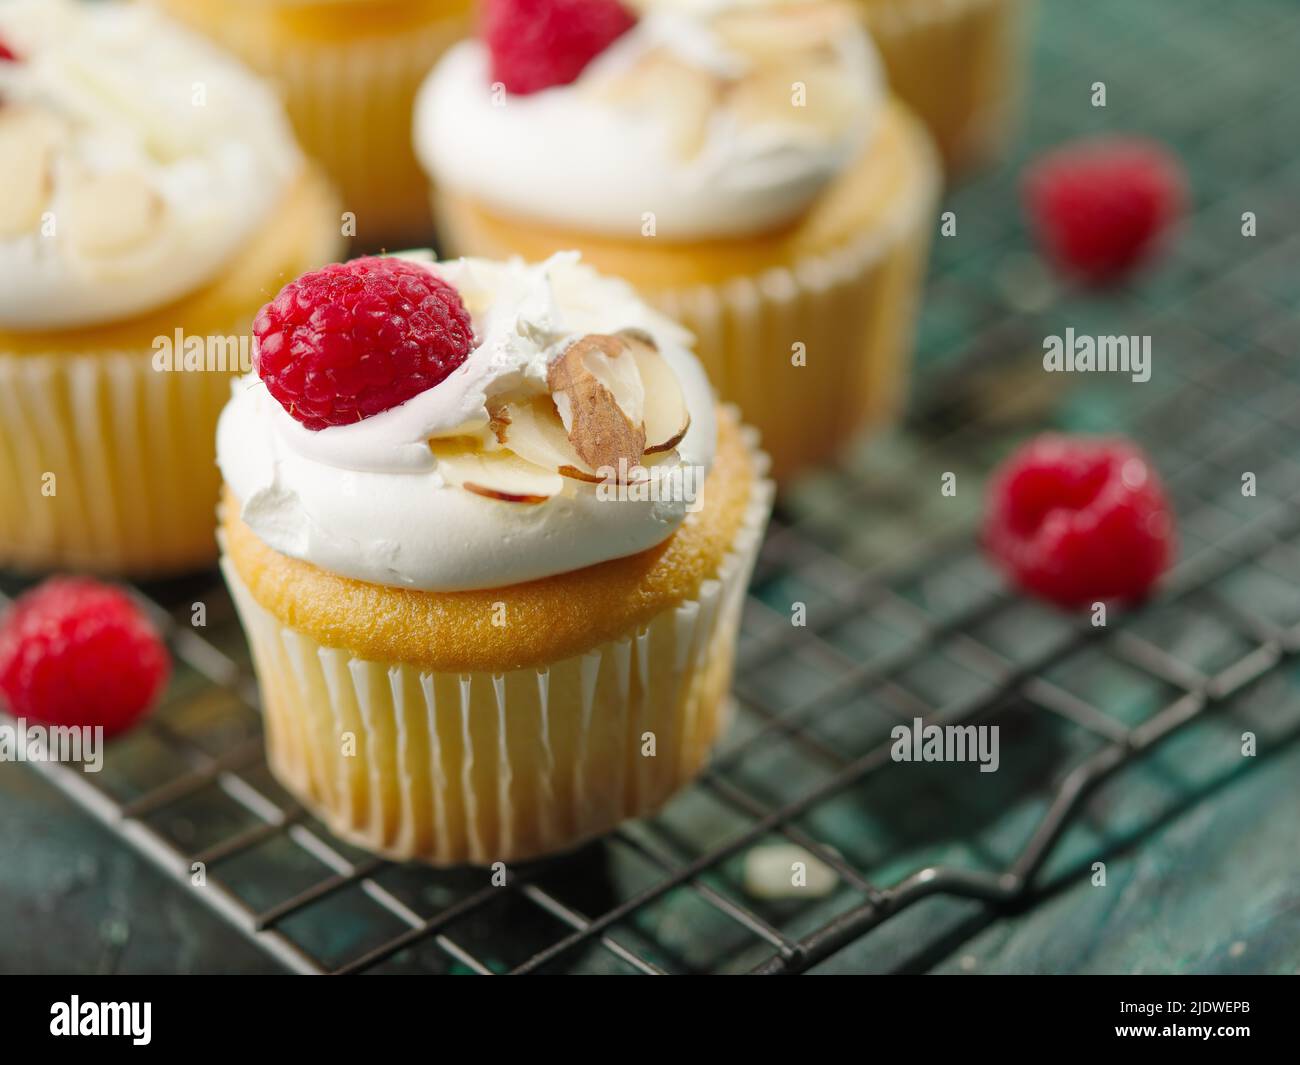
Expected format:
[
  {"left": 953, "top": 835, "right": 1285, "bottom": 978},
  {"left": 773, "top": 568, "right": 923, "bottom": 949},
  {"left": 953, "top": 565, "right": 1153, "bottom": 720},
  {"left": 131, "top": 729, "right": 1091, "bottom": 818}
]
[
  {"left": 0, "top": 106, "right": 61, "bottom": 238},
  {"left": 64, "top": 171, "right": 165, "bottom": 259},
  {"left": 547, "top": 334, "right": 647, "bottom": 476}
]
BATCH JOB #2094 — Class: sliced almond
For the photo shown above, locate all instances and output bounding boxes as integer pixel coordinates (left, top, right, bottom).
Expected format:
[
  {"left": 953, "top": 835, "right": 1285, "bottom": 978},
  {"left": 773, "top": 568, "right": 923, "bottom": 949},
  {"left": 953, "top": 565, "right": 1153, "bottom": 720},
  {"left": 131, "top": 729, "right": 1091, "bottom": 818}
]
[
  {"left": 730, "top": 63, "right": 860, "bottom": 140},
  {"left": 0, "top": 106, "right": 61, "bottom": 238},
  {"left": 492, "top": 395, "right": 604, "bottom": 484},
  {"left": 716, "top": 3, "right": 857, "bottom": 61},
  {"left": 601, "top": 49, "right": 719, "bottom": 160},
  {"left": 64, "top": 170, "right": 165, "bottom": 259},
  {"left": 548, "top": 335, "right": 646, "bottom": 477},
  {"left": 429, "top": 438, "right": 562, "bottom": 505},
  {"left": 617, "top": 329, "right": 690, "bottom": 454}
]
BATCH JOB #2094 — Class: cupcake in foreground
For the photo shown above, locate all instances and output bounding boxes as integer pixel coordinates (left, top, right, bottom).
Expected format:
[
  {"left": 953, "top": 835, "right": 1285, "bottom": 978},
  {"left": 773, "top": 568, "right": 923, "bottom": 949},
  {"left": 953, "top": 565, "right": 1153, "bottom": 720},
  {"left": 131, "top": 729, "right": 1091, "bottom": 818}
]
[
  {"left": 217, "top": 252, "right": 773, "bottom": 865},
  {"left": 415, "top": 0, "right": 940, "bottom": 481},
  {"left": 0, "top": 0, "right": 342, "bottom": 575},
  {"left": 856, "top": 0, "right": 1031, "bottom": 173},
  {"left": 149, "top": 0, "right": 471, "bottom": 246}
]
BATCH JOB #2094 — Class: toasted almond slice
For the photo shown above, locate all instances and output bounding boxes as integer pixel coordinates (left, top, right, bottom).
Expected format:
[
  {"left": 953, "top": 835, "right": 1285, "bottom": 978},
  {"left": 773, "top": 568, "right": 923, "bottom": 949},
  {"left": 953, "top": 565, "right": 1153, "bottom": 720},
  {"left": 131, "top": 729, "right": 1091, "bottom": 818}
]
[
  {"left": 65, "top": 170, "right": 165, "bottom": 258},
  {"left": 617, "top": 329, "right": 691, "bottom": 454},
  {"left": 492, "top": 395, "right": 604, "bottom": 484},
  {"left": 548, "top": 335, "right": 646, "bottom": 476},
  {"left": 429, "top": 439, "right": 562, "bottom": 505},
  {"left": 730, "top": 63, "right": 860, "bottom": 140},
  {"left": 0, "top": 107, "right": 61, "bottom": 238},
  {"left": 601, "top": 49, "right": 718, "bottom": 160},
  {"left": 716, "top": 3, "right": 857, "bottom": 61}
]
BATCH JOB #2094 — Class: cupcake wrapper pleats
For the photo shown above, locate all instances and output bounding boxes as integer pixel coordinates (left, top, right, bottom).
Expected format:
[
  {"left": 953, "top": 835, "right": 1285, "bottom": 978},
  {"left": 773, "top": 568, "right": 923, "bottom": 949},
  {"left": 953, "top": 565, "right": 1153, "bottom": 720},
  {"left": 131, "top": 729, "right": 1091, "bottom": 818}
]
[
  {"left": 862, "top": 0, "right": 1031, "bottom": 171},
  {"left": 221, "top": 431, "right": 774, "bottom": 865},
  {"left": 652, "top": 150, "right": 938, "bottom": 482},
  {"left": 0, "top": 350, "right": 235, "bottom": 575},
  {"left": 152, "top": 0, "right": 470, "bottom": 246}
]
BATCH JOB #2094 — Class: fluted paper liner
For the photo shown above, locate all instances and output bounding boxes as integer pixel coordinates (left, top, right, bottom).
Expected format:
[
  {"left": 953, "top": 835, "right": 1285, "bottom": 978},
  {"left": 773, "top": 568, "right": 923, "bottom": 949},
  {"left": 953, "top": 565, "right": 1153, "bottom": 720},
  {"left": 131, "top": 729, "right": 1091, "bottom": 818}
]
[
  {"left": 152, "top": 0, "right": 470, "bottom": 245},
  {"left": 649, "top": 153, "right": 938, "bottom": 482},
  {"left": 220, "top": 434, "right": 773, "bottom": 865},
  {"left": 0, "top": 349, "right": 235, "bottom": 574},
  {"left": 861, "top": 0, "right": 1030, "bottom": 172}
]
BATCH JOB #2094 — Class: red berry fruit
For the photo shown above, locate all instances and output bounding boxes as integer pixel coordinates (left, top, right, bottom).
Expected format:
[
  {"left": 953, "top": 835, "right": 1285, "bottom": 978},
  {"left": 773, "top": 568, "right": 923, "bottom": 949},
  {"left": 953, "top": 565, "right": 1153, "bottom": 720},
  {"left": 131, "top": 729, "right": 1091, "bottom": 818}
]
[
  {"left": 983, "top": 434, "right": 1175, "bottom": 609},
  {"left": 1023, "top": 137, "right": 1186, "bottom": 285},
  {"left": 484, "top": 0, "right": 637, "bottom": 95},
  {"left": 0, "top": 37, "right": 19, "bottom": 62},
  {"left": 254, "top": 257, "right": 474, "bottom": 431},
  {"left": 0, "top": 578, "right": 170, "bottom": 737}
]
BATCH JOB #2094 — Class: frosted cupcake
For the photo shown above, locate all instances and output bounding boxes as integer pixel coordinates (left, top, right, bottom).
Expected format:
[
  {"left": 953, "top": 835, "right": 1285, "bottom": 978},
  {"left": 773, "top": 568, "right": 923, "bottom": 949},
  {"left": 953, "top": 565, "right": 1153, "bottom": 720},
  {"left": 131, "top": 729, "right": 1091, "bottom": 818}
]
[
  {"left": 0, "top": 0, "right": 342, "bottom": 575},
  {"left": 415, "top": 0, "right": 940, "bottom": 481},
  {"left": 855, "top": 0, "right": 1031, "bottom": 172},
  {"left": 149, "top": 0, "right": 472, "bottom": 246},
  {"left": 217, "top": 252, "right": 772, "bottom": 865}
]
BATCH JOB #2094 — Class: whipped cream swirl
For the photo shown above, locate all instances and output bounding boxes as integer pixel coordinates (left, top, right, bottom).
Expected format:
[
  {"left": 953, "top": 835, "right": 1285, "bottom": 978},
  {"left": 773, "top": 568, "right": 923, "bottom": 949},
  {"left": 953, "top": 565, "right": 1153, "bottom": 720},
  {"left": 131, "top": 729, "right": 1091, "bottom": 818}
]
[
  {"left": 0, "top": 0, "right": 301, "bottom": 330},
  {"left": 414, "top": 0, "right": 883, "bottom": 240},
  {"left": 217, "top": 254, "right": 719, "bottom": 592}
]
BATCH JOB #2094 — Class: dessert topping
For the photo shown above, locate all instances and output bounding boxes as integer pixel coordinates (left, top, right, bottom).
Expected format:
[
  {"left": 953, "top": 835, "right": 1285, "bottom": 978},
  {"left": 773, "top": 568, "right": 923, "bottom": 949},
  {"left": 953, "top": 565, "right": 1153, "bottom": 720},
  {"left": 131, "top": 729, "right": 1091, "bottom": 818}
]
[{"left": 253, "top": 256, "right": 474, "bottom": 431}]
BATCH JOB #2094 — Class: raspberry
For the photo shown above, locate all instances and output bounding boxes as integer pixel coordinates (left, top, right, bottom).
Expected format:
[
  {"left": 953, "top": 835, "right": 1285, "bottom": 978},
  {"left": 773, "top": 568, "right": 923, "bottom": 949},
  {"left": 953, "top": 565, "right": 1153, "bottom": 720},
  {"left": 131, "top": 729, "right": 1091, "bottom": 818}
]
[
  {"left": 0, "top": 578, "right": 170, "bottom": 737},
  {"left": 1024, "top": 137, "right": 1186, "bottom": 285},
  {"left": 983, "top": 434, "right": 1176, "bottom": 609},
  {"left": 0, "top": 38, "right": 18, "bottom": 62},
  {"left": 253, "top": 257, "right": 474, "bottom": 431},
  {"left": 484, "top": 0, "right": 637, "bottom": 95}
]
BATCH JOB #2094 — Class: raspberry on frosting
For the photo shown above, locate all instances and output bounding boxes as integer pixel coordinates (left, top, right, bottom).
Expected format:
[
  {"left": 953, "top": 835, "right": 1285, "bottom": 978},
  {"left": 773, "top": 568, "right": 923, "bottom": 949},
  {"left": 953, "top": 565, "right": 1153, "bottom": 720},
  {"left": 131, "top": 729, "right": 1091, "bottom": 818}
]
[
  {"left": 983, "top": 434, "right": 1176, "bottom": 609},
  {"left": 0, "top": 38, "right": 19, "bottom": 61},
  {"left": 0, "top": 577, "right": 170, "bottom": 737},
  {"left": 253, "top": 256, "right": 475, "bottom": 431},
  {"left": 484, "top": 0, "right": 637, "bottom": 95}
]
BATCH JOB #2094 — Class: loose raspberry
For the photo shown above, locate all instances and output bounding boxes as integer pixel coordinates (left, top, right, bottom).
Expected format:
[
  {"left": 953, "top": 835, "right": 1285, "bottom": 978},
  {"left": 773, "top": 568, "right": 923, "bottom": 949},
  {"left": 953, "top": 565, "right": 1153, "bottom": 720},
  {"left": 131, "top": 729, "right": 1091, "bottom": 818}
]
[
  {"left": 484, "top": 0, "right": 637, "bottom": 95},
  {"left": 253, "top": 257, "right": 474, "bottom": 431},
  {"left": 0, "top": 38, "right": 18, "bottom": 62},
  {"left": 983, "top": 434, "right": 1176, "bottom": 608},
  {"left": 0, "top": 578, "right": 170, "bottom": 737},
  {"left": 1023, "top": 137, "right": 1186, "bottom": 285}
]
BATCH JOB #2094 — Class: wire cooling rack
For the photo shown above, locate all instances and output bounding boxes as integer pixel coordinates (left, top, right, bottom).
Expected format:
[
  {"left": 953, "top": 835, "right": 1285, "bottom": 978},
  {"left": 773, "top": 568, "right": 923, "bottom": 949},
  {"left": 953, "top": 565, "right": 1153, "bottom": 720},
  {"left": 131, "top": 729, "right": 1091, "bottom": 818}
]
[{"left": 4, "top": 0, "right": 1300, "bottom": 974}]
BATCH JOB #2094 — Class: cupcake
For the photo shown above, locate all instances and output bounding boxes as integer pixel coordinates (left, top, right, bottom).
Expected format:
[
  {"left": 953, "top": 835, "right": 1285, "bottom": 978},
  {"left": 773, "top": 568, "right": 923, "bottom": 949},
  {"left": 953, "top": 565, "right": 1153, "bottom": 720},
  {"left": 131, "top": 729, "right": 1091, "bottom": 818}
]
[
  {"left": 0, "top": 0, "right": 343, "bottom": 575},
  {"left": 856, "top": 0, "right": 1031, "bottom": 172},
  {"left": 217, "top": 252, "right": 772, "bottom": 865},
  {"left": 149, "top": 0, "right": 472, "bottom": 247},
  {"left": 415, "top": 0, "right": 940, "bottom": 481}
]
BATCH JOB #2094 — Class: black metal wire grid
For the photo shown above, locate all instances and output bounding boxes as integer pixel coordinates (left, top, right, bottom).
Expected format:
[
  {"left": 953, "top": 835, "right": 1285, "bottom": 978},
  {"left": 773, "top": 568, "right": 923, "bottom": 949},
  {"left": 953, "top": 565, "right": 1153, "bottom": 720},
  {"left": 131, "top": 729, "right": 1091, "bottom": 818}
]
[{"left": 4, "top": 0, "right": 1300, "bottom": 974}]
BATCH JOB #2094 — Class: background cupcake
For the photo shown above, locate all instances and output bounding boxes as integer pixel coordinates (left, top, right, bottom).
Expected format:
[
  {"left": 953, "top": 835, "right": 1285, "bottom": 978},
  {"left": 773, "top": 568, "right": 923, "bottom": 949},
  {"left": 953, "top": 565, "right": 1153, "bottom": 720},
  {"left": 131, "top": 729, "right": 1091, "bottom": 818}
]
[
  {"left": 150, "top": 0, "right": 472, "bottom": 247},
  {"left": 217, "top": 252, "right": 772, "bottom": 864},
  {"left": 0, "top": 0, "right": 343, "bottom": 575},
  {"left": 416, "top": 0, "right": 940, "bottom": 481},
  {"left": 855, "top": 0, "right": 1031, "bottom": 173}
]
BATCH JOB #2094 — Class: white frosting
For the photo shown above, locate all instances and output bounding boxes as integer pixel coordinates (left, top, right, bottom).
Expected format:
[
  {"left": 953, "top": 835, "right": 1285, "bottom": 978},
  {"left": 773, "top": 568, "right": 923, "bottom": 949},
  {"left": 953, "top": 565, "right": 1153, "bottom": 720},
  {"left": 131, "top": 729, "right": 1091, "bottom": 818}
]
[
  {"left": 217, "top": 253, "right": 719, "bottom": 592},
  {"left": 413, "top": 3, "right": 882, "bottom": 240},
  {"left": 0, "top": 0, "right": 301, "bottom": 330}
]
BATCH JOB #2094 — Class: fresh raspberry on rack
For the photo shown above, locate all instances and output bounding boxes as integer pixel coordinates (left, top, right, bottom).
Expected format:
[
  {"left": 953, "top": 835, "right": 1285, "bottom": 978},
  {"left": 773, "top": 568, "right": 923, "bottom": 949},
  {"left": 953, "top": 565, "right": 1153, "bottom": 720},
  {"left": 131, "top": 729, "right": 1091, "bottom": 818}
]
[
  {"left": 1023, "top": 137, "right": 1186, "bottom": 285},
  {"left": 983, "top": 434, "right": 1176, "bottom": 608},
  {"left": 253, "top": 256, "right": 474, "bottom": 431},
  {"left": 484, "top": 0, "right": 637, "bottom": 95},
  {"left": 0, "top": 578, "right": 170, "bottom": 737}
]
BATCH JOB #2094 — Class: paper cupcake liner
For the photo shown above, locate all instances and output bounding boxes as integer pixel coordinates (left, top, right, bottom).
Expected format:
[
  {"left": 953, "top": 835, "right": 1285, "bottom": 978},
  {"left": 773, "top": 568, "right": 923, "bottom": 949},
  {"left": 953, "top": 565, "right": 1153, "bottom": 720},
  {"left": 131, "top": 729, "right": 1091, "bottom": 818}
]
[
  {"left": 0, "top": 348, "right": 237, "bottom": 575},
  {"left": 651, "top": 156, "right": 938, "bottom": 483},
  {"left": 220, "top": 429, "right": 774, "bottom": 865},
  {"left": 152, "top": 0, "right": 470, "bottom": 245},
  {"left": 860, "top": 0, "right": 1031, "bottom": 172}
]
